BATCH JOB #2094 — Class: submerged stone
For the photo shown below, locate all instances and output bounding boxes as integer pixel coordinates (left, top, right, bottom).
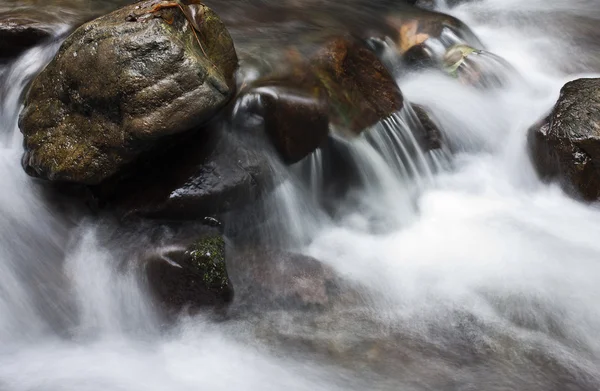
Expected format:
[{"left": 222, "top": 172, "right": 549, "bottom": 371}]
[
  {"left": 227, "top": 249, "right": 344, "bottom": 312},
  {"left": 411, "top": 104, "right": 444, "bottom": 151},
  {"left": 20, "top": 0, "right": 238, "bottom": 185}
]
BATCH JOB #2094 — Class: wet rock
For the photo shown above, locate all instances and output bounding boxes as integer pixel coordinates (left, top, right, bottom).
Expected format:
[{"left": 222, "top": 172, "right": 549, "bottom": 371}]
[
  {"left": 411, "top": 103, "right": 443, "bottom": 150},
  {"left": 227, "top": 249, "right": 345, "bottom": 312},
  {"left": 100, "top": 127, "right": 272, "bottom": 221},
  {"left": 528, "top": 78, "right": 600, "bottom": 200},
  {"left": 384, "top": 8, "right": 481, "bottom": 54},
  {"left": 312, "top": 36, "right": 403, "bottom": 136},
  {"left": 20, "top": 0, "right": 238, "bottom": 185},
  {"left": 145, "top": 232, "right": 232, "bottom": 312},
  {"left": 442, "top": 44, "right": 514, "bottom": 88},
  {"left": 0, "top": 12, "right": 54, "bottom": 62},
  {"left": 402, "top": 42, "right": 435, "bottom": 70},
  {"left": 233, "top": 78, "right": 330, "bottom": 164},
  {"left": 233, "top": 34, "right": 402, "bottom": 159}
]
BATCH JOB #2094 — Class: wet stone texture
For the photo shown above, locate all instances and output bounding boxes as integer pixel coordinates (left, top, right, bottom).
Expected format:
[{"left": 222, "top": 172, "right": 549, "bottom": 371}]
[
  {"left": 145, "top": 231, "right": 233, "bottom": 313},
  {"left": 19, "top": 0, "right": 238, "bottom": 185},
  {"left": 0, "top": 11, "right": 54, "bottom": 62},
  {"left": 97, "top": 127, "right": 273, "bottom": 221},
  {"left": 529, "top": 78, "right": 600, "bottom": 200}
]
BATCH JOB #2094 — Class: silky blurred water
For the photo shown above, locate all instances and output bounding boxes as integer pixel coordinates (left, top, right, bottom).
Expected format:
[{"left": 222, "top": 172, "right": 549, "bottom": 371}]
[{"left": 1, "top": 0, "right": 600, "bottom": 390}]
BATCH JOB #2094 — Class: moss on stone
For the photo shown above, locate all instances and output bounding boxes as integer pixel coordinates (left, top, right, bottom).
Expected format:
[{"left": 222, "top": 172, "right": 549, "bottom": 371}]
[{"left": 187, "top": 235, "right": 229, "bottom": 291}]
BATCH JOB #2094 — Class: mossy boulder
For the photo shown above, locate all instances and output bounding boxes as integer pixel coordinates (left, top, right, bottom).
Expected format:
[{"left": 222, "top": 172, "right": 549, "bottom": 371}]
[
  {"left": 528, "top": 78, "right": 600, "bottom": 200},
  {"left": 145, "top": 233, "right": 232, "bottom": 312},
  {"left": 20, "top": 0, "right": 238, "bottom": 185}
]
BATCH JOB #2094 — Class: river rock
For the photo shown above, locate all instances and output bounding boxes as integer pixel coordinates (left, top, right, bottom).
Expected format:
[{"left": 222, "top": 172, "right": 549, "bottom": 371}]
[
  {"left": 145, "top": 232, "right": 232, "bottom": 312},
  {"left": 232, "top": 35, "right": 402, "bottom": 160},
  {"left": 528, "top": 78, "right": 600, "bottom": 200},
  {"left": 20, "top": 0, "right": 238, "bottom": 185},
  {"left": 402, "top": 42, "right": 435, "bottom": 71},
  {"left": 99, "top": 127, "right": 272, "bottom": 221},
  {"left": 233, "top": 77, "right": 330, "bottom": 164},
  {"left": 313, "top": 36, "right": 403, "bottom": 136},
  {"left": 0, "top": 11, "right": 54, "bottom": 62}
]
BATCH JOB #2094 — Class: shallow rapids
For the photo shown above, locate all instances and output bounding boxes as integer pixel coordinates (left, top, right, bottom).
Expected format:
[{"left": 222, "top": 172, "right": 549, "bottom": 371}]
[{"left": 1, "top": 0, "right": 600, "bottom": 390}]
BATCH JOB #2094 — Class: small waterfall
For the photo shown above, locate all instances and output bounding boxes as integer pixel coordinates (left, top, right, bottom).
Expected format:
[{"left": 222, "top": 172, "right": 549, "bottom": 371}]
[
  {"left": 0, "top": 27, "right": 66, "bottom": 148},
  {"left": 279, "top": 105, "right": 449, "bottom": 240}
]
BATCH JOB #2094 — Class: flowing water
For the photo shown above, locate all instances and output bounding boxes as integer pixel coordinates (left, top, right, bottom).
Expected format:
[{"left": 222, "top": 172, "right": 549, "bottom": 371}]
[{"left": 2, "top": 0, "right": 600, "bottom": 390}]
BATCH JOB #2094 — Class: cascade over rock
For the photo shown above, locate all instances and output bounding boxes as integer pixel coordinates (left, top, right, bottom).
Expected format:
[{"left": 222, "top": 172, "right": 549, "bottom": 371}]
[
  {"left": 313, "top": 36, "right": 404, "bottom": 136},
  {"left": 19, "top": 0, "right": 238, "bottom": 185},
  {"left": 232, "top": 34, "right": 404, "bottom": 163},
  {"left": 384, "top": 8, "right": 481, "bottom": 54}
]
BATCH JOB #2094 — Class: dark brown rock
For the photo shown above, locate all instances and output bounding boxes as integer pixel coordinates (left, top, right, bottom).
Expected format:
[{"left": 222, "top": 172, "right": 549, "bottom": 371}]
[
  {"left": 312, "top": 36, "right": 403, "bottom": 136},
  {"left": 411, "top": 103, "right": 443, "bottom": 150},
  {"left": 144, "top": 232, "right": 232, "bottom": 312},
  {"left": 234, "top": 79, "right": 330, "bottom": 164},
  {"left": 0, "top": 12, "right": 53, "bottom": 61},
  {"left": 231, "top": 35, "right": 402, "bottom": 163},
  {"left": 402, "top": 42, "right": 435, "bottom": 70},
  {"left": 99, "top": 127, "right": 272, "bottom": 221},
  {"left": 528, "top": 78, "right": 600, "bottom": 200},
  {"left": 20, "top": 0, "right": 238, "bottom": 185}
]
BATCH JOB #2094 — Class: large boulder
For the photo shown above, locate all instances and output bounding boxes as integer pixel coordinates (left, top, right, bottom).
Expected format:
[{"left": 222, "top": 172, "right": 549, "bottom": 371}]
[
  {"left": 20, "top": 0, "right": 238, "bottom": 185},
  {"left": 528, "top": 78, "right": 600, "bottom": 200}
]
